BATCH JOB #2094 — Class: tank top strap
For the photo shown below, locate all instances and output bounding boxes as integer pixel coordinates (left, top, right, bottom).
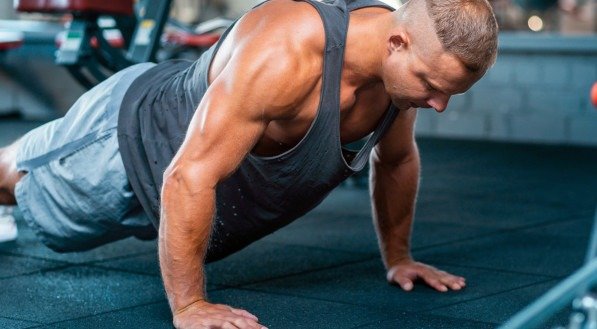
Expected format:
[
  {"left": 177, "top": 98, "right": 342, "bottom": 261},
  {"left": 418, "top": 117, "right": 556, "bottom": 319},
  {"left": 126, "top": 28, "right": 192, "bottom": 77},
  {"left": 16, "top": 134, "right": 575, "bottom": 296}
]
[
  {"left": 205, "top": 19, "right": 237, "bottom": 67},
  {"left": 301, "top": 0, "right": 349, "bottom": 123},
  {"left": 349, "top": 105, "right": 400, "bottom": 170},
  {"left": 346, "top": 0, "right": 396, "bottom": 11}
]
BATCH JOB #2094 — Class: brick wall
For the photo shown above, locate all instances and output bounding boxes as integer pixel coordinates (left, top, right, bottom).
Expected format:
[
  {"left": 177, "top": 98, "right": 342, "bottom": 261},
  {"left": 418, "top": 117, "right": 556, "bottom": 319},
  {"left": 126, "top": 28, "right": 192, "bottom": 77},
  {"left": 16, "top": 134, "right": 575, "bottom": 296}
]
[{"left": 415, "top": 33, "right": 597, "bottom": 147}]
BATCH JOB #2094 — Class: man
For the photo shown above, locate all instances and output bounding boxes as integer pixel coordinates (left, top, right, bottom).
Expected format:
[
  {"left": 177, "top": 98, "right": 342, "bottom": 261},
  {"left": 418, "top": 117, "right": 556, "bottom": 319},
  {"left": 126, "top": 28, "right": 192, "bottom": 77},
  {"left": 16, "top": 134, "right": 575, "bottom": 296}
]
[{"left": 0, "top": 0, "right": 498, "bottom": 327}]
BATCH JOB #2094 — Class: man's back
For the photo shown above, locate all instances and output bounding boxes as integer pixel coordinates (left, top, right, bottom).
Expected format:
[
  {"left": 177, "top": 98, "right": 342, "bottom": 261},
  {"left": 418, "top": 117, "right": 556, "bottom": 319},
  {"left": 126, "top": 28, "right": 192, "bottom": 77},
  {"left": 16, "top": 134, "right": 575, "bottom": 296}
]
[{"left": 118, "top": 0, "right": 398, "bottom": 261}]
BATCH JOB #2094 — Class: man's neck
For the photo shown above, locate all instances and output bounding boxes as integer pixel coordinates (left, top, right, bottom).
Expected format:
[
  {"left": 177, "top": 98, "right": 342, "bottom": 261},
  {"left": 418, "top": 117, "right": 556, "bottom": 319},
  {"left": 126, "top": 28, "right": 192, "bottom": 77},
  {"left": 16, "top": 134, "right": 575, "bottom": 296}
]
[{"left": 344, "top": 9, "right": 395, "bottom": 90}]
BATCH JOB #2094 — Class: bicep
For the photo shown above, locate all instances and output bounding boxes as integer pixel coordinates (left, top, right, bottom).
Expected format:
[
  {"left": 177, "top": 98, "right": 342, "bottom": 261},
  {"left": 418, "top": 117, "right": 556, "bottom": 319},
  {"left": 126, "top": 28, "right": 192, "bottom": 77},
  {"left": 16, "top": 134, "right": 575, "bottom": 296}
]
[
  {"left": 166, "top": 42, "right": 316, "bottom": 188},
  {"left": 167, "top": 73, "right": 266, "bottom": 189}
]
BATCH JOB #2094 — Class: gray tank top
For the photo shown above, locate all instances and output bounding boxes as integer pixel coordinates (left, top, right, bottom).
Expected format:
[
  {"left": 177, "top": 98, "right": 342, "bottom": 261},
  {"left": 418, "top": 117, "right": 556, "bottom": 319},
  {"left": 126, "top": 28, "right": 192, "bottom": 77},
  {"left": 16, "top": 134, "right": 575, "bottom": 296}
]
[{"left": 118, "top": 0, "right": 399, "bottom": 261}]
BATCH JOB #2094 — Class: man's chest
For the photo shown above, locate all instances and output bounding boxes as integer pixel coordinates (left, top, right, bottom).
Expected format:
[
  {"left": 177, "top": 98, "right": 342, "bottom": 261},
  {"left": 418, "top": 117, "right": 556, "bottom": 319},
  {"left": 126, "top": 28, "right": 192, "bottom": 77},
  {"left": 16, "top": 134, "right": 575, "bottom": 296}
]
[{"left": 252, "top": 81, "right": 391, "bottom": 157}]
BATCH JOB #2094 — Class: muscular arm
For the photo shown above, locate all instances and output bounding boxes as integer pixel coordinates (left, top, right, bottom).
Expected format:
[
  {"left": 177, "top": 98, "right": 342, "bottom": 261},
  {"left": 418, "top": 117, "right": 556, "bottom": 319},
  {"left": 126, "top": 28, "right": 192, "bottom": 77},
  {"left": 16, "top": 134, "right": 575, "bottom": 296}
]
[
  {"left": 159, "top": 4, "right": 322, "bottom": 327},
  {"left": 370, "top": 108, "right": 419, "bottom": 269},
  {"left": 370, "top": 108, "right": 466, "bottom": 292},
  {"left": 160, "top": 79, "right": 266, "bottom": 315}
]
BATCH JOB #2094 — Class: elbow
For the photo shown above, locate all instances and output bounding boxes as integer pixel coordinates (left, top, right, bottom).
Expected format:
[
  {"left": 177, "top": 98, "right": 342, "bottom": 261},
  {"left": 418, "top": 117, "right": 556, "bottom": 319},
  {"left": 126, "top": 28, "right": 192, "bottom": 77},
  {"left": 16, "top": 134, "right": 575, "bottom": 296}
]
[
  {"left": 162, "top": 164, "right": 184, "bottom": 191},
  {"left": 162, "top": 161, "right": 216, "bottom": 200},
  {"left": 371, "top": 143, "right": 419, "bottom": 169}
]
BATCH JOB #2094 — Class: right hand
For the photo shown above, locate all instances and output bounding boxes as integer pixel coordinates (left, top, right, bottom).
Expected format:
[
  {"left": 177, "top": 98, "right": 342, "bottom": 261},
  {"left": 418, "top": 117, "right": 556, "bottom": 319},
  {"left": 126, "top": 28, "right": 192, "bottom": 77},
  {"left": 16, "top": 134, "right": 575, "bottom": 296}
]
[{"left": 173, "top": 300, "right": 268, "bottom": 329}]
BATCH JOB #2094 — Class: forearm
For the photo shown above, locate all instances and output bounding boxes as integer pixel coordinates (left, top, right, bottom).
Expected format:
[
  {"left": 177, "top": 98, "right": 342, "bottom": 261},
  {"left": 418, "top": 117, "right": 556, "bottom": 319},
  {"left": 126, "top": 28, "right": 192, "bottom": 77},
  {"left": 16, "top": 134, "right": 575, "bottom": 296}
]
[
  {"left": 159, "top": 176, "right": 215, "bottom": 313},
  {"left": 370, "top": 147, "right": 420, "bottom": 269}
]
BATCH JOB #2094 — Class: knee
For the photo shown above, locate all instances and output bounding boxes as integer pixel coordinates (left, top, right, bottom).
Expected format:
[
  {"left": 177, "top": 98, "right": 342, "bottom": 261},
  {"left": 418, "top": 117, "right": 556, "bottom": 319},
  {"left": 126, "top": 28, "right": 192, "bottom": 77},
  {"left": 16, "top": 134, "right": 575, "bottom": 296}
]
[
  {"left": 0, "top": 188, "right": 16, "bottom": 205},
  {"left": 0, "top": 147, "right": 20, "bottom": 189},
  {"left": 0, "top": 148, "right": 7, "bottom": 179}
]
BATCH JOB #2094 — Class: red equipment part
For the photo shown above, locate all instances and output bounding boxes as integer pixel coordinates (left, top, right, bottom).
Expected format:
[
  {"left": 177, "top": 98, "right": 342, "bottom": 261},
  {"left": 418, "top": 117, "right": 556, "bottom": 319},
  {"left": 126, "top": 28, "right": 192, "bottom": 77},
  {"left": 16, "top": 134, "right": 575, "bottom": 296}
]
[
  {"left": 54, "top": 30, "right": 125, "bottom": 49},
  {"left": 591, "top": 82, "right": 597, "bottom": 108},
  {"left": 0, "top": 31, "right": 24, "bottom": 51},
  {"left": 164, "top": 31, "right": 220, "bottom": 48},
  {"left": 15, "top": 0, "right": 133, "bottom": 16}
]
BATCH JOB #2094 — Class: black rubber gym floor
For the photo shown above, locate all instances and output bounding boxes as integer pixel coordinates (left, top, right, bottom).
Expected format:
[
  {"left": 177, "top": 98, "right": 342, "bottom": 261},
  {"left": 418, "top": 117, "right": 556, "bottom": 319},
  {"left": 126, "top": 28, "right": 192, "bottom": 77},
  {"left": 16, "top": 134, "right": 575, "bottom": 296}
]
[{"left": 1, "top": 119, "right": 596, "bottom": 329}]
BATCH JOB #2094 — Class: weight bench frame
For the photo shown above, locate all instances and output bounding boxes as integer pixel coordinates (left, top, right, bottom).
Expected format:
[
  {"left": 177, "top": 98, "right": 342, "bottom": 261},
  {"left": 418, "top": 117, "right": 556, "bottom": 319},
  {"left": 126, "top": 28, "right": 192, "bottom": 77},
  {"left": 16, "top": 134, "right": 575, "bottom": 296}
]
[{"left": 15, "top": 0, "right": 172, "bottom": 89}]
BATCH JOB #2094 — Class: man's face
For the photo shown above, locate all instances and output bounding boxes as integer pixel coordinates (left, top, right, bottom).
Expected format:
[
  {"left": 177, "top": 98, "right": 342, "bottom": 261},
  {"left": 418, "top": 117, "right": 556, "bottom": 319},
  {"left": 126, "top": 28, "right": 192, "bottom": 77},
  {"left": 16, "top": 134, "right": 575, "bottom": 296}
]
[{"left": 381, "top": 32, "right": 481, "bottom": 112}]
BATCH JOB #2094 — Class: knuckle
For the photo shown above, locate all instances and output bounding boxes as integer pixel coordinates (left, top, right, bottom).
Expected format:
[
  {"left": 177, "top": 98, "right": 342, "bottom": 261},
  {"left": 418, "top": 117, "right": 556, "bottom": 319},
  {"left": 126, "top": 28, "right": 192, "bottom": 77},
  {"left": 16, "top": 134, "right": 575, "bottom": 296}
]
[{"left": 441, "top": 277, "right": 456, "bottom": 283}]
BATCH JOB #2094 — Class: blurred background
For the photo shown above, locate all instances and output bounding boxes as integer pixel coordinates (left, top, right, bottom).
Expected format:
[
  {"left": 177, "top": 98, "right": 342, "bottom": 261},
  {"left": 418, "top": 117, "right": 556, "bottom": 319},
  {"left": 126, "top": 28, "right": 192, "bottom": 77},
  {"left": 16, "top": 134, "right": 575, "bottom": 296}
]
[
  {"left": 0, "top": 0, "right": 595, "bottom": 146},
  {"left": 0, "top": 2, "right": 595, "bottom": 328},
  {"left": 0, "top": 0, "right": 597, "bottom": 146}
]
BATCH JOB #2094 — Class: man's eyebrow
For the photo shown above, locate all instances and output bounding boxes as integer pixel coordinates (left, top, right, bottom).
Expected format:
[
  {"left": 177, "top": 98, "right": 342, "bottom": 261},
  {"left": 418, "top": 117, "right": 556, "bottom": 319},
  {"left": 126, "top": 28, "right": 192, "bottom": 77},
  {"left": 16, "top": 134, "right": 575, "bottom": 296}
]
[
  {"left": 420, "top": 72, "right": 449, "bottom": 95},
  {"left": 428, "top": 79, "right": 468, "bottom": 96},
  {"left": 427, "top": 80, "right": 446, "bottom": 95}
]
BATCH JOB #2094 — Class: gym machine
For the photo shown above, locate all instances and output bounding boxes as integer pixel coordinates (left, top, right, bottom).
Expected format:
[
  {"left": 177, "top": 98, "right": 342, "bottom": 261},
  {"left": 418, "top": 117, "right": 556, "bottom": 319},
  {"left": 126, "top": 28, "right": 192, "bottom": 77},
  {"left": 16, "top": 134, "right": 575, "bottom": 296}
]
[
  {"left": 14, "top": 0, "right": 172, "bottom": 89},
  {"left": 499, "top": 207, "right": 597, "bottom": 329}
]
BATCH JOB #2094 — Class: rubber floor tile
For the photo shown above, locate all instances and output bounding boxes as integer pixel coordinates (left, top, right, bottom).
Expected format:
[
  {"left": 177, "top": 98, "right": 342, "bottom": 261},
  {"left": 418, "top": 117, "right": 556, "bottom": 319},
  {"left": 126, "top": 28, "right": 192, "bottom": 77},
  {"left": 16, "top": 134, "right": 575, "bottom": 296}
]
[
  {"left": 208, "top": 288, "right": 395, "bottom": 329},
  {"left": 429, "top": 279, "right": 573, "bottom": 326},
  {"left": 0, "top": 266, "right": 165, "bottom": 323},
  {"left": 417, "top": 220, "right": 591, "bottom": 277},
  {"left": 244, "top": 259, "right": 548, "bottom": 314},
  {"left": 204, "top": 240, "right": 372, "bottom": 286},
  {"left": 0, "top": 317, "right": 40, "bottom": 329},
  {"left": 355, "top": 312, "right": 495, "bottom": 329},
  {"left": 0, "top": 253, "right": 66, "bottom": 279},
  {"left": 39, "top": 301, "right": 171, "bottom": 329},
  {"left": 0, "top": 216, "right": 157, "bottom": 264}
]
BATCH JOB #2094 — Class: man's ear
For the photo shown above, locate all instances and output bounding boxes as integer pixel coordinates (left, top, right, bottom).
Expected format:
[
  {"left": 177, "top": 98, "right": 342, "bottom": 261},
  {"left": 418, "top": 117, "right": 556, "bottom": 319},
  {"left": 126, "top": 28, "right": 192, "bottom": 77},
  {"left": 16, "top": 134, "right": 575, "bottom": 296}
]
[{"left": 388, "top": 31, "right": 409, "bottom": 53}]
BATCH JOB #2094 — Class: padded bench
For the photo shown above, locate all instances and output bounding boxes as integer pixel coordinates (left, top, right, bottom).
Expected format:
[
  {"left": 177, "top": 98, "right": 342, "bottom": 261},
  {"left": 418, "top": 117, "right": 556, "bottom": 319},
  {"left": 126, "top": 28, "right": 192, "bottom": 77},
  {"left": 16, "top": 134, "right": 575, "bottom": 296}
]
[
  {"left": 0, "top": 31, "right": 24, "bottom": 118},
  {"left": 15, "top": 0, "right": 133, "bottom": 16},
  {"left": 0, "top": 31, "right": 24, "bottom": 52},
  {"left": 164, "top": 31, "right": 220, "bottom": 48}
]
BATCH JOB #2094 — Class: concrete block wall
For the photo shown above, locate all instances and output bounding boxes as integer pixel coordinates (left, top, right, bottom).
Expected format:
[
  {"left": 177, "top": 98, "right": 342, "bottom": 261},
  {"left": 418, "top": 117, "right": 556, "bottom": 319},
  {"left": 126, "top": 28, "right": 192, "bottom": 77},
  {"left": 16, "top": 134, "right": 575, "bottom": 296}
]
[{"left": 415, "top": 33, "right": 597, "bottom": 147}]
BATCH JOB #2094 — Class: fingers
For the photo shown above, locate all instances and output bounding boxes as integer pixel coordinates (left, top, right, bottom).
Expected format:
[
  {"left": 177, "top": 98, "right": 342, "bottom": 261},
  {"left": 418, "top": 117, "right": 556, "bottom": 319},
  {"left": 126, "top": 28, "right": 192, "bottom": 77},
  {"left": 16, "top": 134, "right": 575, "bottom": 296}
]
[
  {"left": 394, "top": 276, "right": 414, "bottom": 291},
  {"left": 229, "top": 307, "right": 259, "bottom": 321},
  {"left": 228, "top": 307, "right": 267, "bottom": 329},
  {"left": 388, "top": 262, "right": 467, "bottom": 293},
  {"left": 215, "top": 306, "right": 265, "bottom": 329},
  {"left": 422, "top": 275, "right": 448, "bottom": 292},
  {"left": 420, "top": 269, "right": 466, "bottom": 292},
  {"left": 435, "top": 270, "right": 466, "bottom": 291},
  {"left": 222, "top": 315, "right": 266, "bottom": 329},
  {"left": 447, "top": 276, "right": 466, "bottom": 290},
  {"left": 203, "top": 317, "right": 263, "bottom": 329},
  {"left": 387, "top": 265, "right": 416, "bottom": 291},
  {"left": 174, "top": 302, "right": 268, "bottom": 329},
  {"left": 191, "top": 314, "right": 266, "bottom": 329}
]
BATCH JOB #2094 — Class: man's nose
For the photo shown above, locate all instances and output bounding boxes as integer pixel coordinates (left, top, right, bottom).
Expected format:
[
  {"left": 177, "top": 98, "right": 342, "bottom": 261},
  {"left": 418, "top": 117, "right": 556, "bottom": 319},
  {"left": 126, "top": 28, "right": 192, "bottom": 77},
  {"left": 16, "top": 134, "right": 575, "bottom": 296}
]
[{"left": 427, "top": 94, "right": 451, "bottom": 113}]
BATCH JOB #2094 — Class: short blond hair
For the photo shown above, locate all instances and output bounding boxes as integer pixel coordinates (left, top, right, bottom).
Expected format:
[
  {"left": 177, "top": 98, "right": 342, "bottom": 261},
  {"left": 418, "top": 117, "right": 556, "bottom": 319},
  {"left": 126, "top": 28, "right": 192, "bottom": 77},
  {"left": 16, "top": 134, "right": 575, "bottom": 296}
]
[{"left": 425, "top": 0, "right": 498, "bottom": 73}]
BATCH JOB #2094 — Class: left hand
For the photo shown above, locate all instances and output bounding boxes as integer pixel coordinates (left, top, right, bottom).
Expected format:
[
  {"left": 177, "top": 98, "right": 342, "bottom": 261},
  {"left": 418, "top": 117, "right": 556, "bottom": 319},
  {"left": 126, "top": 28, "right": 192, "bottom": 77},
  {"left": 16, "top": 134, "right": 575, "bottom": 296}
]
[{"left": 386, "top": 259, "right": 466, "bottom": 292}]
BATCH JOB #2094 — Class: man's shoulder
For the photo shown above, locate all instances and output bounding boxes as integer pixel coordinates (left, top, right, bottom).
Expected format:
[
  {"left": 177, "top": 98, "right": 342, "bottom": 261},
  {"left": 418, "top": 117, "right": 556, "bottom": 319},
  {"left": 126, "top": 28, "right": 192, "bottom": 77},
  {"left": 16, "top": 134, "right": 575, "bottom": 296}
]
[{"left": 240, "top": 0, "right": 326, "bottom": 55}]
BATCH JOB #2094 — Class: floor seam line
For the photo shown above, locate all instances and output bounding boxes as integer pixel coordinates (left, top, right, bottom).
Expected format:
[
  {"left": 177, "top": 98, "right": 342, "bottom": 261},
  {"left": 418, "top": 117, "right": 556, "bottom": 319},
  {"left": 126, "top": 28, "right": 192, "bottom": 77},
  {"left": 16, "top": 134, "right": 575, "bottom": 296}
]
[
  {"left": 412, "top": 217, "right": 592, "bottom": 252},
  {"left": 0, "top": 315, "right": 42, "bottom": 325},
  {"left": 0, "top": 264, "right": 74, "bottom": 281},
  {"left": 422, "top": 277, "right": 559, "bottom": 313},
  {"left": 219, "top": 257, "right": 377, "bottom": 288},
  {"left": 25, "top": 298, "right": 168, "bottom": 328},
  {"left": 422, "top": 262, "right": 561, "bottom": 279},
  {"left": 86, "top": 264, "right": 160, "bottom": 277},
  {"left": 226, "top": 286, "right": 381, "bottom": 309}
]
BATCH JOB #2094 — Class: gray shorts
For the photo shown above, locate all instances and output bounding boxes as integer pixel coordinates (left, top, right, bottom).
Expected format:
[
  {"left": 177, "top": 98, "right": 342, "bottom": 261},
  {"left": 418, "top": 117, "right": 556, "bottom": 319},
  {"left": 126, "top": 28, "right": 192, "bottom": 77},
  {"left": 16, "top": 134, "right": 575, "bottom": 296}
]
[{"left": 15, "top": 63, "right": 157, "bottom": 252}]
